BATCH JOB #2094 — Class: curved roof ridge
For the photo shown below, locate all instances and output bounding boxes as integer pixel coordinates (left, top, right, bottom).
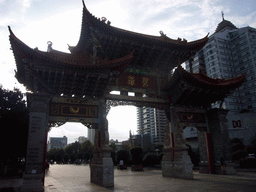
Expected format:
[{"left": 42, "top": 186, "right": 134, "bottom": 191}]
[
  {"left": 9, "top": 26, "right": 134, "bottom": 71},
  {"left": 72, "top": 3, "right": 209, "bottom": 50}
]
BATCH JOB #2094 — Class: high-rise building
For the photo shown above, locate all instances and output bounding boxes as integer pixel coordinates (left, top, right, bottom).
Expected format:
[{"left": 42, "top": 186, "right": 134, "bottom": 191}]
[
  {"left": 48, "top": 136, "right": 67, "bottom": 150},
  {"left": 88, "top": 128, "right": 95, "bottom": 145},
  {"left": 186, "top": 16, "right": 256, "bottom": 114},
  {"left": 137, "top": 106, "right": 166, "bottom": 144},
  {"left": 185, "top": 16, "right": 256, "bottom": 145}
]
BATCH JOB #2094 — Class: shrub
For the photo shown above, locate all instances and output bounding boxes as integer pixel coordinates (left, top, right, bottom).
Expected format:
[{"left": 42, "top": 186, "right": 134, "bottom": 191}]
[
  {"left": 240, "top": 158, "right": 256, "bottom": 168},
  {"left": 143, "top": 153, "right": 160, "bottom": 167},
  {"left": 232, "top": 150, "right": 247, "bottom": 161},
  {"left": 116, "top": 150, "right": 130, "bottom": 165},
  {"left": 130, "top": 147, "right": 144, "bottom": 165}
]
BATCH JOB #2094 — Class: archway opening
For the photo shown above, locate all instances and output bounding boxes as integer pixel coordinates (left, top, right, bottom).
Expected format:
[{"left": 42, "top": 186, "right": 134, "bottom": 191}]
[
  {"left": 107, "top": 105, "right": 137, "bottom": 142},
  {"left": 183, "top": 126, "right": 200, "bottom": 167},
  {"left": 47, "top": 122, "right": 92, "bottom": 164}
]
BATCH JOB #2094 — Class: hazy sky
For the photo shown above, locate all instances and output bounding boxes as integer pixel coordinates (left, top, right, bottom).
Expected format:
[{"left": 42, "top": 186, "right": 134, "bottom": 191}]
[{"left": 1, "top": 0, "right": 256, "bottom": 143}]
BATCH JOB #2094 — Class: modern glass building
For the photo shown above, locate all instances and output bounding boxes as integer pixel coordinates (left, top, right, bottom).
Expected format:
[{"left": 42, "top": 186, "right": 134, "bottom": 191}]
[{"left": 137, "top": 106, "right": 166, "bottom": 145}]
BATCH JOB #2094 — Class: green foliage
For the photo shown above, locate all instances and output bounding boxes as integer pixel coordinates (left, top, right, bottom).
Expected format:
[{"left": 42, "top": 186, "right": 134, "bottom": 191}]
[
  {"left": 130, "top": 147, "right": 144, "bottom": 165},
  {"left": 70, "top": 153, "right": 77, "bottom": 163},
  {"left": 47, "top": 140, "right": 94, "bottom": 163},
  {"left": 143, "top": 153, "right": 160, "bottom": 167},
  {"left": 0, "top": 86, "right": 27, "bottom": 112},
  {"left": 109, "top": 143, "right": 117, "bottom": 152},
  {"left": 0, "top": 86, "right": 29, "bottom": 164},
  {"left": 250, "top": 133, "right": 256, "bottom": 148},
  {"left": 80, "top": 140, "right": 93, "bottom": 153},
  {"left": 111, "top": 151, "right": 116, "bottom": 164},
  {"left": 187, "top": 145, "right": 200, "bottom": 166},
  {"left": 122, "top": 143, "right": 130, "bottom": 151},
  {"left": 230, "top": 138, "right": 246, "bottom": 162},
  {"left": 64, "top": 142, "right": 80, "bottom": 155},
  {"left": 116, "top": 150, "right": 130, "bottom": 165},
  {"left": 240, "top": 158, "right": 256, "bottom": 168},
  {"left": 63, "top": 154, "right": 69, "bottom": 163},
  {"left": 232, "top": 150, "right": 247, "bottom": 161}
]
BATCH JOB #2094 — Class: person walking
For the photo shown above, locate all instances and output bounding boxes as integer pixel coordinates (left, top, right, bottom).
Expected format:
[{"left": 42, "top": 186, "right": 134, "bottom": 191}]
[
  {"left": 119, "top": 160, "right": 124, "bottom": 170},
  {"left": 220, "top": 157, "right": 226, "bottom": 174}
]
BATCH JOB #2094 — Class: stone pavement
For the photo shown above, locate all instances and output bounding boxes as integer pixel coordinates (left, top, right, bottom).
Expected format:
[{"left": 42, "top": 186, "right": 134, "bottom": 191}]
[{"left": 1, "top": 164, "right": 256, "bottom": 191}]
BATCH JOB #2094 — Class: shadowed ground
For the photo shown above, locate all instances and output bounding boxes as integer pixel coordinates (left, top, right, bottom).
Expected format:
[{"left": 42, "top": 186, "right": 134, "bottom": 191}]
[{"left": 43, "top": 164, "right": 256, "bottom": 192}]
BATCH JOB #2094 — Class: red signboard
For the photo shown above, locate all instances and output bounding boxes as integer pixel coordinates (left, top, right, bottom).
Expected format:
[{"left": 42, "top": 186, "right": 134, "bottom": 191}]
[
  {"left": 118, "top": 73, "right": 157, "bottom": 90},
  {"left": 232, "top": 120, "right": 242, "bottom": 128}
]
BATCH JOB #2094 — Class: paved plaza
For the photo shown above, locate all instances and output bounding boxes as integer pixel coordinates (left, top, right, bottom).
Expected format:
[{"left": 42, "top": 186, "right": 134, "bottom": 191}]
[
  {"left": 1, "top": 164, "right": 256, "bottom": 192},
  {"left": 45, "top": 164, "right": 256, "bottom": 192}
]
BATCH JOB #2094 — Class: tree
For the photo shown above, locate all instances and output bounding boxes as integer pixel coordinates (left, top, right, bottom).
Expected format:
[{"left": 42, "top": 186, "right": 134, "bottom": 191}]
[
  {"left": 80, "top": 140, "right": 94, "bottom": 153},
  {"left": 0, "top": 86, "right": 29, "bottom": 166},
  {"left": 65, "top": 142, "right": 81, "bottom": 155},
  {"left": 230, "top": 138, "right": 247, "bottom": 161},
  {"left": 63, "top": 154, "right": 69, "bottom": 163},
  {"left": 250, "top": 133, "right": 256, "bottom": 148},
  {"left": 143, "top": 153, "right": 160, "bottom": 167},
  {"left": 130, "top": 147, "right": 144, "bottom": 165},
  {"left": 116, "top": 150, "right": 130, "bottom": 165},
  {"left": 109, "top": 143, "right": 117, "bottom": 152}
]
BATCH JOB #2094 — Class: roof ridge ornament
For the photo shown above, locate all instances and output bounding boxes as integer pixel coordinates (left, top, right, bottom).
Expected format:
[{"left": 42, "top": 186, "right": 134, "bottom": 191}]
[
  {"left": 47, "top": 41, "right": 53, "bottom": 52},
  {"left": 221, "top": 11, "right": 225, "bottom": 21},
  {"left": 159, "top": 31, "right": 166, "bottom": 36}
]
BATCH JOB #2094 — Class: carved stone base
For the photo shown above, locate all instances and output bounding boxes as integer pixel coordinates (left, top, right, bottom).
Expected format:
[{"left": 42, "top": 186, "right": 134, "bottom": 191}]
[
  {"left": 214, "top": 163, "right": 237, "bottom": 175},
  {"left": 20, "top": 173, "right": 44, "bottom": 192},
  {"left": 162, "top": 150, "right": 193, "bottom": 179},
  {"left": 199, "top": 162, "right": 210, "bottom": 173},
  {"left": 162, "top": 161, "right": 193, "bottom": 179},
  {"left": 90, "top": 157, "right": 114, "bottom": 187}
]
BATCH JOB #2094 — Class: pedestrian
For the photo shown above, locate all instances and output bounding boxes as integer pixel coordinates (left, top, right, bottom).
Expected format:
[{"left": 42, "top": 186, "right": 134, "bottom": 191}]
[
  {"left": 119, "top": 160, "right": 124, "bottom": 170},
  {"left": 220, "top": 157, "right": 226, "bottom": 174}
]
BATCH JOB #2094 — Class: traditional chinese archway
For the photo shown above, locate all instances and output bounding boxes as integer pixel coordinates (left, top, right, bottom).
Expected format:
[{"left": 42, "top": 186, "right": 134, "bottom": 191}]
[{"left": 9, "top": 2, "right": 245, "bottom": 191}]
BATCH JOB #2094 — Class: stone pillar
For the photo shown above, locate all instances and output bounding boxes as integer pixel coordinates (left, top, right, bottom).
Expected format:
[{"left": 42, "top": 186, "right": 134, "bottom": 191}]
[
  {"left": 198, "top": 131, "right": 213, "bottom": 173},
  {"left": 162, "top": 105, "right": 193, "bottom": 179},
  {"left": 206, "top": 108, "right": 236, "bottom": 174},
  {"left": 20, "top": 94, "right": 52, "bottom": 192},
  {"left": 90, "top": 100, "right": 114, "bottom": 187}
]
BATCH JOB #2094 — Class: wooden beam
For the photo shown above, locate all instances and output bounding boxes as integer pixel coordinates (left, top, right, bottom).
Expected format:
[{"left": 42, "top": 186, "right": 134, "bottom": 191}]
[
  {"left": 70, "top": 72, "right": 77, "bottom": 95},
  {"left": 105, "top": 94, "right": 169, "bottom": 105},
  {"left": 92, "top": 76, "right": 101, "bottom": 96}
]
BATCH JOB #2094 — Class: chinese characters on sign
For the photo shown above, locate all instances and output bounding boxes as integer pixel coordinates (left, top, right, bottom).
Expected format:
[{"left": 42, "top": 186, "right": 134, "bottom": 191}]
[{"left": 119, "top": 73, "right": 157, "bottom": 90}]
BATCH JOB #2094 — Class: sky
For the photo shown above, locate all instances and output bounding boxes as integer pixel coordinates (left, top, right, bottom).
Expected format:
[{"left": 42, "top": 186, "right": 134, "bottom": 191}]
[{"left": 1, "top": 0, "right": 256, "bottom": 143}]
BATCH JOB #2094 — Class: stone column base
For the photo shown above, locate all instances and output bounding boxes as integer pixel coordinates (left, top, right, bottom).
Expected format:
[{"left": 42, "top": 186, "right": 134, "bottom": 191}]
[
  {"left": 199, "top": 162, "right": 210, "bottom": 173},
  {"left": 90, "top": 157, "right": 114, "bottom": 187},
  {"left": 214, "top": 163, "right": 237, "bottom": 175},
  {"left": 162, "top": 161, "right": 193, "bottom": 179},
  {"left": 20, "top": 173, "right": 44, "bottom": 192}
]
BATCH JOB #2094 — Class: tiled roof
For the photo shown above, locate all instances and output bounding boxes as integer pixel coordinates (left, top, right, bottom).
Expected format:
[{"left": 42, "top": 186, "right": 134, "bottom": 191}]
[
  {"left": 164, "top": 65, "right": 246, "bottom": 107},
  {"left": 9, "top": 26, "right": 133, "bottom": 72}
]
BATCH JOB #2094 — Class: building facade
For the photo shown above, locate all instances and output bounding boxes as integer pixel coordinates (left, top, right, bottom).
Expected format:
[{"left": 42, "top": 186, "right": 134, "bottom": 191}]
[
  {"left": 48, "top": 136, "right": 68, "bottom": 150},
  {"left": 137, "top": 106, "right": 166, "bottom": 145},
  {"left": 88, "top": 128, "right": 95, "bottom": 145},
  {"left": 185, "top": 17, "right": 256, "bottom": 144}
]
